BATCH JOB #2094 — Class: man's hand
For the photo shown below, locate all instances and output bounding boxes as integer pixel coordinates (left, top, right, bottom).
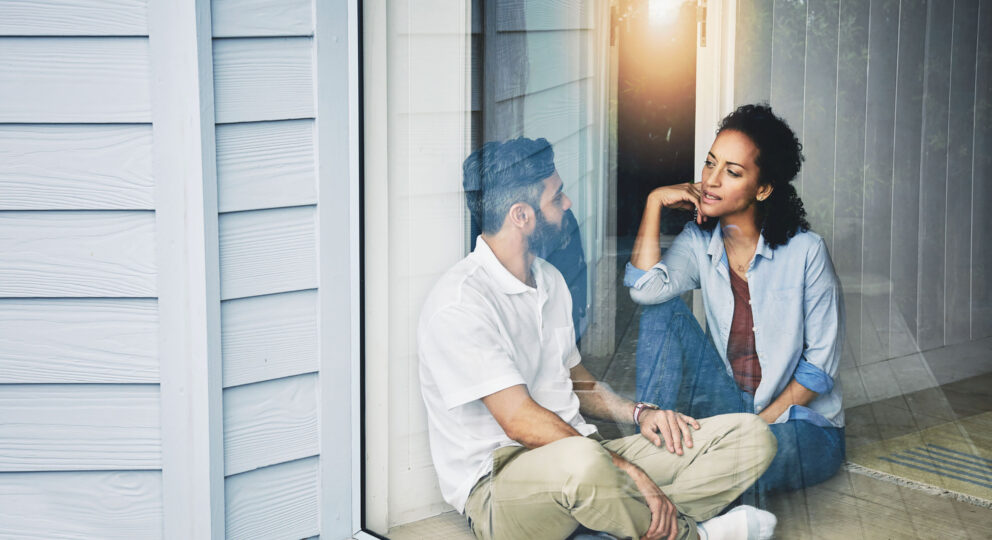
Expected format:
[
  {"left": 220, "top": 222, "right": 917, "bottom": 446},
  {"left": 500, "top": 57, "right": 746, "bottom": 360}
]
[
  {"left": 638, "top": 409, "right": 700, "bottom": 456},
  {"left": 613, "top": 454, "right": 680, "bottom": 540}
]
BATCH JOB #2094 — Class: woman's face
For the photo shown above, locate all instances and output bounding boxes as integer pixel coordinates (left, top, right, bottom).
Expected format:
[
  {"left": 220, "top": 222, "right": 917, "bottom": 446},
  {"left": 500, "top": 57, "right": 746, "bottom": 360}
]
[{"left": 698, "top": 130, "right": 772, "bottom": 219}]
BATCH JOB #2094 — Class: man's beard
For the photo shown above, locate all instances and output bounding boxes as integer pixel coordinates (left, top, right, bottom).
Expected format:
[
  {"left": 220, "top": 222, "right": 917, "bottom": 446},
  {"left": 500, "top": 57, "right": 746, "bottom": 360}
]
[{"left": 528, "top": 210, "right": 566, "bottom": 259}]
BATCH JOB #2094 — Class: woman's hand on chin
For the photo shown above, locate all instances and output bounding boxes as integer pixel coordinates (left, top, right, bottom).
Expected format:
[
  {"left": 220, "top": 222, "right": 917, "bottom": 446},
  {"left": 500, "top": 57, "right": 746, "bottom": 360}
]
[{"left": 648, "top": 183, "right": 708, "bottom": 224}]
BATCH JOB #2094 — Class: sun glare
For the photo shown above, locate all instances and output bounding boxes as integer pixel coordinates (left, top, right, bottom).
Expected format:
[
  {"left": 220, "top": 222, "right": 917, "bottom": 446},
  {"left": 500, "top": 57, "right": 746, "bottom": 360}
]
[{"left": 648, "top": 0, "right": 684, "bottom": 27}]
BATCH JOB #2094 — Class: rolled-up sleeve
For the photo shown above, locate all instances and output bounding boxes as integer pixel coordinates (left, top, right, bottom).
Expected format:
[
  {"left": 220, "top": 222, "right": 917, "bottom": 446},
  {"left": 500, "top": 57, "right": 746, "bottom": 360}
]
[
  {"left": 626, "top": 223, "right": 701, "bottom": 305},
  {"left": 796, "top": 238, "right": 844, "bottom": 394}
]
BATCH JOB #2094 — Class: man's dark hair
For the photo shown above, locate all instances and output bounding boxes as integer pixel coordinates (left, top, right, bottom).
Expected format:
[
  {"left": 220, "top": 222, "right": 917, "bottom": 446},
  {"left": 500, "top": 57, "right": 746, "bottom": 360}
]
[
  {"left": 462, "top": 137, "right": 556, "bottom": 234},
  {"left": 699, "top": 103, "right": 810, "bottom": 249}
]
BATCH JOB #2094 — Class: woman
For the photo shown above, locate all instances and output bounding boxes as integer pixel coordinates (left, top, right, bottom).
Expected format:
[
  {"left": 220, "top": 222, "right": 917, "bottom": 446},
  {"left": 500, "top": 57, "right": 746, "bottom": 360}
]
[{"left": 625, "top": 104, "right": 845, "bottom": 497}]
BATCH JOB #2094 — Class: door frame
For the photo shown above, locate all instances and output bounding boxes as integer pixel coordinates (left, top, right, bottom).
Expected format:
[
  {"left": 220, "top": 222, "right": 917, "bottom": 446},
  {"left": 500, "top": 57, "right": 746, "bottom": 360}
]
[{"left": 691, "top": 0, "right": 736, "bottom": 322}]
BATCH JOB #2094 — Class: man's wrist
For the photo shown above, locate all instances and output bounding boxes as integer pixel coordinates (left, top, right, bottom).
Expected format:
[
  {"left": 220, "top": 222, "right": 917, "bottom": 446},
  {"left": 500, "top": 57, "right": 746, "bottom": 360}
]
[{"left": 633, "top": 401, "right": 660, "bottom": 425}]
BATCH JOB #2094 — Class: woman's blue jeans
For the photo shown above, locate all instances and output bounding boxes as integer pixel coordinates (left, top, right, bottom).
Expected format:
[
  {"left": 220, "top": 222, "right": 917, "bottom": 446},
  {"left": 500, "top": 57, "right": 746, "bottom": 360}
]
[{"left": 634, "top": 297, "right": 845, "bottom": 501}]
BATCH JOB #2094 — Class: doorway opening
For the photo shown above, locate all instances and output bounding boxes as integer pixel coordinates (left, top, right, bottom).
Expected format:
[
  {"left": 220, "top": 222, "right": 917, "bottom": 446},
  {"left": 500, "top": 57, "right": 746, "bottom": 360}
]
[{"left": 616, "top": 0, "right": 699, "bottom": 246}]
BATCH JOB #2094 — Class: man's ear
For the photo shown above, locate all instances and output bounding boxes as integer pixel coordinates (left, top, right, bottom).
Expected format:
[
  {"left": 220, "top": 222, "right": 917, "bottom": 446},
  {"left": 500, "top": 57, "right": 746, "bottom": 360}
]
[{"left": 507, "top": 202, "right": 532, "bottom": 229}]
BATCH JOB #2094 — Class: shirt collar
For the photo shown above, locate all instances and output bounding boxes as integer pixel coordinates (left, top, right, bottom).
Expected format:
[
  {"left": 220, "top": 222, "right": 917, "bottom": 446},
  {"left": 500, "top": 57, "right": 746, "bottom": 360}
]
[
  {"left": 705, "top": 223, "right": 725, "bottom": 266},
  {"left": 473, "top": 236, "right": 538, "bottom": 295},
  {"left": 706, "top": 221, "right": 775, "bottom": 267},
  {"left": 754, "top": 230, "right": 774, "bottom": 261}
]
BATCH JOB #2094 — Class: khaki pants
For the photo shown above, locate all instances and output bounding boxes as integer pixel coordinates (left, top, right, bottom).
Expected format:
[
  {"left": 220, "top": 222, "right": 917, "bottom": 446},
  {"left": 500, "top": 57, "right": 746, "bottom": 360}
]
[{"left": 464, "top": 413, "right": 776, "bottom": 540}]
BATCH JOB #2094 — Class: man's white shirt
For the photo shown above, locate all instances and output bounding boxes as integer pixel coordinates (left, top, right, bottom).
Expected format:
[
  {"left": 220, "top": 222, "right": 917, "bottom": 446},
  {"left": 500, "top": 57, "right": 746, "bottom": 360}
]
[{"left": 418, "top": 236, "right": 597, "bottom": 513}]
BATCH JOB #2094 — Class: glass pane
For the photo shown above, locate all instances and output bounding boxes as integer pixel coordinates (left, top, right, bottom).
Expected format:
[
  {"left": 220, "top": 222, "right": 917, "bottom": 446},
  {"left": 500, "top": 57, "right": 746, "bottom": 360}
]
[{"left": 366, "top": 0, "right": 992, "bottom": 538}]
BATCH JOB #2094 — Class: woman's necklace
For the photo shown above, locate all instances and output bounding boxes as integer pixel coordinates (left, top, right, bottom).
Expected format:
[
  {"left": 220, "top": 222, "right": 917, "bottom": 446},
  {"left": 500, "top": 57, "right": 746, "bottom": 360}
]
[{"left": 724, "top": 237, "right": 756, "bottom": 278}]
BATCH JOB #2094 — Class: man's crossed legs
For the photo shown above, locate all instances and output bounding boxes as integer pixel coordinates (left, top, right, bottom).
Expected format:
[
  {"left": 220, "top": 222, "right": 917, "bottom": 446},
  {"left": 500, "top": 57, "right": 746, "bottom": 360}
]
[{"left": 465, "top": 413, "right": 776, "bottom": 540}]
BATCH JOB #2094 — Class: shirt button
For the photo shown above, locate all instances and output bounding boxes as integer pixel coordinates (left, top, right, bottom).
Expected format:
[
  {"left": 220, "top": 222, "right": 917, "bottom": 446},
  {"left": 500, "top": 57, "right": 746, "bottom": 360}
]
[{"left": 752, "top": 326, "right": 757, "bottom": 332}]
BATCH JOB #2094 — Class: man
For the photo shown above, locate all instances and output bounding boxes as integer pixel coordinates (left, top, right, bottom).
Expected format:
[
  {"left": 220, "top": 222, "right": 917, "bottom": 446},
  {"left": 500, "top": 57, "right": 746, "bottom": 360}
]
[{"left": 419, "top": 137, "right": 778, "bottom": 540}]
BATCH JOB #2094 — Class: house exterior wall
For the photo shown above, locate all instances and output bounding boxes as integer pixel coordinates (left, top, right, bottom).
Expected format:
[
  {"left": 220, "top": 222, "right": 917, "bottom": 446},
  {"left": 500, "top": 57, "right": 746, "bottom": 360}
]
[
  {"left": 0, "top": 1, "right": 359, "bottom": 538},
  {"left": 734, "top": 0, "right": 992, "bottom": 406},
  {"left": 210, "top": 2, "right": 322, "bottom": 539},
  {"left": 0, "top": 1, "right": 162, "bottom": 537}
]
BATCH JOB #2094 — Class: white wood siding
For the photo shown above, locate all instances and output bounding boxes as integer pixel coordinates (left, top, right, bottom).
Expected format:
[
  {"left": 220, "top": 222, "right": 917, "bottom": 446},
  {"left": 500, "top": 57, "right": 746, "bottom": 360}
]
[
  {"left": 213, "top": 37, "right": 314, "bottom": 124},
  {"left": 0, "top": 384, "right": 159, "bottom": 471},
  {"left": 223, "top": 373, "right": 318, "bottom": 475},
  {"left": 734, "top": 0, "right": 992, "bottom": 405},
  {"left": 216, "top": 119, "right": 316, "bottom": 213},
  {"left": 218, "top": 205, "right": 318, "bottom": 300},
  {"left": 0, "top": 299, "right": 157, "bottom": 383},
  {"left": 0, "top": 125, "right": 154, "bottom": 210},
  {"left": 225, "top": 456, "right": 320, "bottom": 540},
  {"left": 221, "top": 289, "right": 318, "bottom": 388},
  {"left": 0, "top": 211, "right": 156, "bottom": 297},
  {"left": 0, "top": 0, "right": 147, "bottom": 36},
  {"left": 211, "top": 4, "right": 327, "bottom": 536},
  {"left": 0, "top": 471, "right": 162, "bottom": 539},
  {"left": 0, "top": 4, "right": 161, "bottom": 538},
  {"left": 0, "top": 0, "right": 358, "bottom": 536},
  {"left": 0, "top": 37, "right": 150, "bottom": 123},
  {"left": 211, "top": 0, "right": 312, "bottom": 38}
]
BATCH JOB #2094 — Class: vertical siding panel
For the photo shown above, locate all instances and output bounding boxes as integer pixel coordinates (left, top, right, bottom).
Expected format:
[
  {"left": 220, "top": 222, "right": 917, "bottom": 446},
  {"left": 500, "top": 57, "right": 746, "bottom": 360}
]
[
  {"left": 734, "top": 0, "right": 774, "bottom": 105},
  {"left": 890, "top": 0, "right": 928, "bottom": 357},
  {"left": 944, "top": 0, "right": 979, "bottom": 345},
  {"left": 973, "top": 2, "right": 992, "bottom": 339},
  {"left": 833, "top": 0, "right": 870, "bottom": 365},
  {"left": 770, "top": 0, "right": 808, "bottom": 193},
  {"left": 917, "top": 2, "right": 954, "bottom": 350},
  {"left": 860, "top": 0, "right": 899, "bottom": 365},
  {"left": 801, "top": 0, "right": 840, "bottom": 248}
]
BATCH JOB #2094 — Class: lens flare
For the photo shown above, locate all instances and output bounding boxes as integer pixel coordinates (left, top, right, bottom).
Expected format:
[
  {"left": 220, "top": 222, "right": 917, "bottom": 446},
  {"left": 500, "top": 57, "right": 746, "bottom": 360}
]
[{"left": 649, "top": 0, "right": 683, "bottom": 26}]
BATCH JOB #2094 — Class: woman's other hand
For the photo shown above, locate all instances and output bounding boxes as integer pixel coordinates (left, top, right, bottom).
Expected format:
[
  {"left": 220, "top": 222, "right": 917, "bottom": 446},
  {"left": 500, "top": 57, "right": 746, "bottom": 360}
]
[{"left": 647, "top": 183, "right": 708, "bottom": 225}]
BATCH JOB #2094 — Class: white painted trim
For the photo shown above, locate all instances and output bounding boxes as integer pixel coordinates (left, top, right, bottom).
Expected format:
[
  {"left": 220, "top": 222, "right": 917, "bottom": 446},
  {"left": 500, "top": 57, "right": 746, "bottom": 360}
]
[
  {"left": 148, "top": 0, "right": 225, "bottom": 538},
  {"left": 348, "top": 0, "right": 363, "bottom": 533},
  {"left": 313, "top": 0, "right": 362, "bottom": 538},
  {"left": 359, "top": 0, "right": 390, "bottom": 533},
  {"left": 693, "top": 0, "right": 736, "bottom": 324},
  {"left": 694, "top": 0, "right": 737, "bottom": 174}
]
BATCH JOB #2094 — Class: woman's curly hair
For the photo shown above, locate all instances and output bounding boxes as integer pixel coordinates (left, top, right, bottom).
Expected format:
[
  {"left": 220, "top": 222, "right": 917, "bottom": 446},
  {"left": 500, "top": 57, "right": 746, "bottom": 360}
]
[{"left": 698, "top": 103, "right": 810, "bottom": 249}]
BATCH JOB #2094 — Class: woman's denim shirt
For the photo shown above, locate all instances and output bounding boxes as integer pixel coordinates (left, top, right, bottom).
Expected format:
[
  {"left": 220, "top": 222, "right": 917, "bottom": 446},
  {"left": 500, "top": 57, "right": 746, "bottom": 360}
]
[{"left": 624, "top": 221, "right": 845, "bottom": 428}]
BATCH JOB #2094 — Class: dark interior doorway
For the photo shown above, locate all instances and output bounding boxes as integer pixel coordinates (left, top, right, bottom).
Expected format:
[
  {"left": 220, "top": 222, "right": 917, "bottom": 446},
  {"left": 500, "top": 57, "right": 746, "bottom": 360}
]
[{"left": 616, "top": 0, "right": 698, "bottom": 244}]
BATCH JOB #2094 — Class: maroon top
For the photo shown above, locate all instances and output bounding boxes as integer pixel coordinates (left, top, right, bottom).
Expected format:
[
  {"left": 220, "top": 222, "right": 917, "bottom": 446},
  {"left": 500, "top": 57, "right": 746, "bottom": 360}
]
[{"left": 727, "top": 270, "right": 762, "bottom": 394}]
